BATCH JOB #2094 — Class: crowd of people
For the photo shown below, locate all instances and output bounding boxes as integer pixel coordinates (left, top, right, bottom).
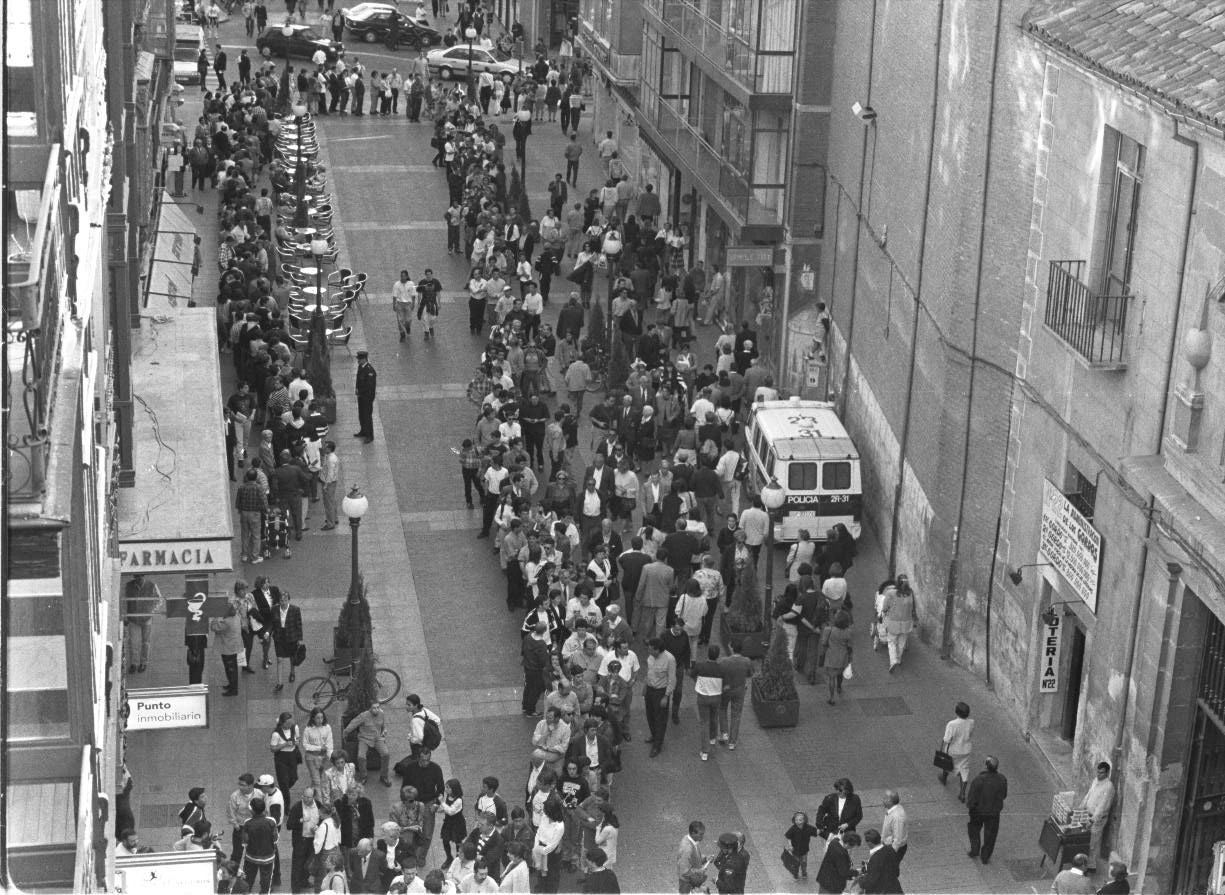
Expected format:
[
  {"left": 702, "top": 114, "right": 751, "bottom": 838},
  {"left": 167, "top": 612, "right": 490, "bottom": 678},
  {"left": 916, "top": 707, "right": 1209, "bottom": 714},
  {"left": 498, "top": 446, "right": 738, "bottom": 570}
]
[{"left": 132, "top": 3, "right": 1144, "bottom": 894}]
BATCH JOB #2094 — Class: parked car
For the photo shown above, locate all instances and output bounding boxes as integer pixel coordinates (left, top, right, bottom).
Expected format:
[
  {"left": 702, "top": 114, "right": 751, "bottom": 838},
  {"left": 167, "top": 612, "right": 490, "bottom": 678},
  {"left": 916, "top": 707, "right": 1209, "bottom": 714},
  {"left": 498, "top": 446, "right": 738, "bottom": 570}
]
[
  {"left": 426, "top": 44, "right": 519, "bottom": 81},
  {"left": 255, "top": 25, "right": 345, "bottom": 63},
  {"left": 173, "top": 35, "right": 206, "bottom": 85},
  {"left": 342, "top": 4, "right": 442, "bottom": 46}
]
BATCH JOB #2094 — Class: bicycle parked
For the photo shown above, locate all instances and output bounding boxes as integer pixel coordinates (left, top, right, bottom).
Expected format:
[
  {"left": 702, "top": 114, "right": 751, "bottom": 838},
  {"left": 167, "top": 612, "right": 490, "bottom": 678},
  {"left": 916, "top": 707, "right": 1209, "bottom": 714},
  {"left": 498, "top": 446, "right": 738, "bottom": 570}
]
[{"left": 294, "top": 660, "right": 401, "bottom": 712}]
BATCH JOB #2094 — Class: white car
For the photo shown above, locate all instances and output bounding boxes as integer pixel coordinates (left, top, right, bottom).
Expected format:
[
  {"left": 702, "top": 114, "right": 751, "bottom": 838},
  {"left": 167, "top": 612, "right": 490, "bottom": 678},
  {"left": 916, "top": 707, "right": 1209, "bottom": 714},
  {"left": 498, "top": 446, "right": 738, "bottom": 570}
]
[{"left": 426, "top": 44, "right": 519, "bottom": 81}]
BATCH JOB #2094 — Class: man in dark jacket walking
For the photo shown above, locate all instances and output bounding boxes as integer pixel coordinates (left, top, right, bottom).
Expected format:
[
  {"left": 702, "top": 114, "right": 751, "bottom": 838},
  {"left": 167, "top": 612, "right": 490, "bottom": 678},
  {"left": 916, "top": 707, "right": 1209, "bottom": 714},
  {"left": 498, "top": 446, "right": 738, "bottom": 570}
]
[
  {"left": 966, "top": 756, "right": 1008, "bottom": 864},
  {"left": 213, "top": 45, "right": 228, "bottom": 90}
]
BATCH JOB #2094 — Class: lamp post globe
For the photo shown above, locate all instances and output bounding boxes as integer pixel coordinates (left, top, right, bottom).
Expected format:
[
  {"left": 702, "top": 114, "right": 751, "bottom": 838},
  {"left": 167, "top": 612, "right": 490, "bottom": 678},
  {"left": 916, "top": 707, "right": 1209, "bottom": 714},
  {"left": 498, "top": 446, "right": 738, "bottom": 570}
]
[
  {"left": 761, "top": 477, "right": 786, "bottom": 633},
  {"left": 465, "top": 26, "right": 478, "bottom": 95},
  {"left": 342, "top": 486, "right": 370, "bottom": 600}
]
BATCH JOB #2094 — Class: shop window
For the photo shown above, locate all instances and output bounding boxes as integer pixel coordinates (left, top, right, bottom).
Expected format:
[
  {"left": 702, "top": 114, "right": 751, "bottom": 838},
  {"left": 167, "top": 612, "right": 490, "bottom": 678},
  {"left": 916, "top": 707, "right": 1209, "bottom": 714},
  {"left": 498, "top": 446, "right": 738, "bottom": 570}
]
[{"left": 5, "top": 0, "right": 37, "bottom": 131}]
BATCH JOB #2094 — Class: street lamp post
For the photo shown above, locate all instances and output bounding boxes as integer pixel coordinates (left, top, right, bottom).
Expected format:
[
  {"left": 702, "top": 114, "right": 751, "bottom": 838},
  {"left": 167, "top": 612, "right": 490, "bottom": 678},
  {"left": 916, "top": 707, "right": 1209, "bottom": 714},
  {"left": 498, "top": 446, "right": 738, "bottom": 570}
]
[
  {"left": 760, "top": 477, "right": 786, "bottom": 634},
  {"left": 291, "top": 101, "right": 309, "bottom": 229},
  {"left": 465, "top": 26, "right": 478, "bottom": 99},
  {"left": 306, "top": 235, "right": 329, "bottom": 363},
  {"left": 341, "top": 485, "right": 370, "bottom": 654},
  {"left": 278, "top": 22, "right": 295, "bottom": 115}
]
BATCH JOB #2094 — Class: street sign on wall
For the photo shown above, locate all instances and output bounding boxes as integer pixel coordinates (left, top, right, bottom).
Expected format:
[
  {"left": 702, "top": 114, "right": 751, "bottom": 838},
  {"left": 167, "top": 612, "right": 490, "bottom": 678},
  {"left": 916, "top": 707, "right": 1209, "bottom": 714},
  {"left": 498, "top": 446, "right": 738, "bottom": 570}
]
[
  {"left": 725, "top": 246, "right": 775, "bottom": 267},
  {"left": 1038, "top": 480, "right": 1101, "bottom": 613}
]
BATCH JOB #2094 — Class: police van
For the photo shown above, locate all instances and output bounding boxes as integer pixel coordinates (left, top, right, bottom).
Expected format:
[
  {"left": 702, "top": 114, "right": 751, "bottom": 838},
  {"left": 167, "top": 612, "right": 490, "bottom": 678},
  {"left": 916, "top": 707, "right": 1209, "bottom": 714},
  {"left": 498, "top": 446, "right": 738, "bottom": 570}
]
[{"left": 744, "top": 398, "right": 863, "bottom": 543}]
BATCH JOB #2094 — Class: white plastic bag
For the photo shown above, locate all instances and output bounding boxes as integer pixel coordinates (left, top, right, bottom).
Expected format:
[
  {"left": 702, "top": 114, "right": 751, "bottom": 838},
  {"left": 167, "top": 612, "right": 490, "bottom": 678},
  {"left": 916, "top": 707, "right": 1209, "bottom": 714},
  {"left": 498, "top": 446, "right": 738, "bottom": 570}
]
[{"left": 842, "top": 663, "right": 854, "bottom": 681}]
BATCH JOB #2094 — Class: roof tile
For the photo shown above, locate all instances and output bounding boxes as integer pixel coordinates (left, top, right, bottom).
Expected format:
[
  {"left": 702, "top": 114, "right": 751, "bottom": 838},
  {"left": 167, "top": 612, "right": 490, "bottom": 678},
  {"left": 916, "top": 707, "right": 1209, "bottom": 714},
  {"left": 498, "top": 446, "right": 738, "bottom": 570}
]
[{"left": 1024, "top": 0, "right": 1225, "bottom": 126}]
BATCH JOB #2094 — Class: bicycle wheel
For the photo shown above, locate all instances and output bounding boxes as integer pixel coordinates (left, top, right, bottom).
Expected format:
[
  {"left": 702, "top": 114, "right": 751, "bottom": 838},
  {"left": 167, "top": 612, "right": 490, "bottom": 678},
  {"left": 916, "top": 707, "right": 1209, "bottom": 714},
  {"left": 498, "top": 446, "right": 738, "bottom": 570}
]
[
  {"left": 295, "top": 676, "right": 338, "bottom": 712},
  {"left": 374, "top": 668, "right": 402, "bottom": 704}
]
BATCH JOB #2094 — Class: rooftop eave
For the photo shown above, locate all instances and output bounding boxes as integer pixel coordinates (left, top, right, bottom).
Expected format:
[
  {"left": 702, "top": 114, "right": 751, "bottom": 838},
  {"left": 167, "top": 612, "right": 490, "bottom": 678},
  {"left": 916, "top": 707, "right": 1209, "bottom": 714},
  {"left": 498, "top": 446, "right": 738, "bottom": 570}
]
[{"left": 1025, "top": 23, "right": 1225, "bottom": 135}]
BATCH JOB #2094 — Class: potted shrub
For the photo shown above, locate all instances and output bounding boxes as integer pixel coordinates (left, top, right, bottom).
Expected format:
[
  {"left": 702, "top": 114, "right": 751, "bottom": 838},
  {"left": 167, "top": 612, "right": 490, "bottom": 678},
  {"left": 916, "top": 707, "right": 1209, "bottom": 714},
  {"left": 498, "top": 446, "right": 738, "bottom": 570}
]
[
  {"left": 341, "top": 650, "right": 382, "bottom": 772},
  {"left": 751, "top": 621, "right": 800, "bottom": 728},
  {"left": 721, "top": 560, "right": 766, "bottom": 659}
]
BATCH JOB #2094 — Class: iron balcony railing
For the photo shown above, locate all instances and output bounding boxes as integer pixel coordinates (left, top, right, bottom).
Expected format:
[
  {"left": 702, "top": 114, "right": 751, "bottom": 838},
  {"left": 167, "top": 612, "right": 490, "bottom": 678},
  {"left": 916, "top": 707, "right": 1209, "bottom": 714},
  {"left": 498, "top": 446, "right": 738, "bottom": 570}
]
[{"left": 1043, "top": 259, "right": 1130, "bottom": 367}]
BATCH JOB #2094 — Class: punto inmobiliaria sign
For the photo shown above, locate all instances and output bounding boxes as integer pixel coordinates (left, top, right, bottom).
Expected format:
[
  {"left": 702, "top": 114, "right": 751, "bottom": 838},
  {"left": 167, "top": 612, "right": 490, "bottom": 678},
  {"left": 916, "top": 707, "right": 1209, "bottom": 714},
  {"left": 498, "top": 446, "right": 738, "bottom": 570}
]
[{"left": 123, "top": 685, "right": 209, "bottom": 730}]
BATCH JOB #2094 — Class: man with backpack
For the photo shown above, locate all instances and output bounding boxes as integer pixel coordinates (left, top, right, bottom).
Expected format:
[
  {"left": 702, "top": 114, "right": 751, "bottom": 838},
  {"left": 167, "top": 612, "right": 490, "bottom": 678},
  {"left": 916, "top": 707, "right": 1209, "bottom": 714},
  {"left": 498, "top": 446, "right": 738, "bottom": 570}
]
[
  {"left": 398, "top": 747, "right": 445, "bottom": 865},
  {"left": 404, "top": 693, "right": 444, "bottom": 758}
]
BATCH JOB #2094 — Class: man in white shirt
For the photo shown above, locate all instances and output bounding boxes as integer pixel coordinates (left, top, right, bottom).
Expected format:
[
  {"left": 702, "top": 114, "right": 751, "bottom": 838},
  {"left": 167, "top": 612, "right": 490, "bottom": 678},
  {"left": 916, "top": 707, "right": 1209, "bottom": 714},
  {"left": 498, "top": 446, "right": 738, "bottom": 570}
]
[
  {"left": 389, "top": 854, "right": 427, "bottom": 892},
  {"left": 393, "top": 270, "right": 417, "bottom": 341},
  {"left": 739, "top": 498, "right": 770, "bottom": 559},
  {"left": 881, "top": 790, "right": 909, "bottom": 862},
  {"left": 714, "top": 443, "right": 743, "bottom": 516},
  {"left": 689, "top": 388, "right": 715, "bottom": 423},
  {"left": 478, "top": 456, "right": 510, "bottom": 538},
  {"left": 598, "top": 131, "right": 618, "bottom": 174},
  {"left": 1079, "top": 761, "right": 1115, "bottom": 873},
  {"left": 311, "top": 47, "right": 327, "bottom": 67},
  {"left": 598, "top": 639, "right": 640, "bottom": 683}
]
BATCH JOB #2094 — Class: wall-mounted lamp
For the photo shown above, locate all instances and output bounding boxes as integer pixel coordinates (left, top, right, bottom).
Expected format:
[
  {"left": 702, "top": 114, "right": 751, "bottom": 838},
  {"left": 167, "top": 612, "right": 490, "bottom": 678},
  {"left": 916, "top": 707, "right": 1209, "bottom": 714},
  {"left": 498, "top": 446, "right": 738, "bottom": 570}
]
[
  {"left": 851, "top": 101, "right": 877, "bottom": 123},
  {"left": 1006, "top": 562, "right": 1055, "bottom": 586}
]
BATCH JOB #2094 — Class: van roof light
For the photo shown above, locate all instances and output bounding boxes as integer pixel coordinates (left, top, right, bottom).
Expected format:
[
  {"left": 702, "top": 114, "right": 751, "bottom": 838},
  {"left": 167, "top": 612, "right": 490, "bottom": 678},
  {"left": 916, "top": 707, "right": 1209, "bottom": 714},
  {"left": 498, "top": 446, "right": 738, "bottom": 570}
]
[{"left": 789, "top": 395, "right": 801, "bottom": 404}]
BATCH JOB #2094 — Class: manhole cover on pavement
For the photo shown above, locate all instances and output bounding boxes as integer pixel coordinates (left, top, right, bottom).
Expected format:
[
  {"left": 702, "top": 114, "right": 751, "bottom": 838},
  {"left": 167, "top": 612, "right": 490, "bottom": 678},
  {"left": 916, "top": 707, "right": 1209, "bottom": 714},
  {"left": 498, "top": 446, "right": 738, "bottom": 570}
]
[
  {"left": 855, "top": 696, "right": 913, "bottom": 716},
  {"left": 140, "top": 803, "right": 184, "bottom": 829},
  {"left": 1004, "top": 858, "right": 1051, "bottom": 882}
]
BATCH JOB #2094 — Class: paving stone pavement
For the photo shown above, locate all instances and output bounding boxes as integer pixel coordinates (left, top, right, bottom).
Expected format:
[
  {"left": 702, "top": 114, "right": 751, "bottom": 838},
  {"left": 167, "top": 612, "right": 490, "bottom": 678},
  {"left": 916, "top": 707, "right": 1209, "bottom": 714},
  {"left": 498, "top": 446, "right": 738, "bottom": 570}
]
[{"left": 125, "top": 13, "right": 1068, "bottom": 893}]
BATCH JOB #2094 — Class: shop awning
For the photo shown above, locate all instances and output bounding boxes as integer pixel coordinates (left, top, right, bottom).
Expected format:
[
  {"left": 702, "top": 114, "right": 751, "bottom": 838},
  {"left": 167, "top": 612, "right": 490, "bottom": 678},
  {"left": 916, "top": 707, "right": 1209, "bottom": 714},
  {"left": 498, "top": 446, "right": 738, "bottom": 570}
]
[
  {"left": 117, "top": 307, "right": 233, "bottom": 573},
  {"left": 146, "top": 194, "right": 198, "bottom": 311}
]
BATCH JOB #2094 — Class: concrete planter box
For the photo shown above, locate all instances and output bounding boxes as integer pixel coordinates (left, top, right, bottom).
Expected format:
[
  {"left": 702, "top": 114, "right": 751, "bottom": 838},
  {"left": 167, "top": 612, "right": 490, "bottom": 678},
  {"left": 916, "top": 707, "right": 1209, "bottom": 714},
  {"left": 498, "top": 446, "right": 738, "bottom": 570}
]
[
  {"left": 751, "top": 687, "right": 799, "bottom": 728},
  {"left": 721, "top": 616, "right": 767, "bottom": 659}
]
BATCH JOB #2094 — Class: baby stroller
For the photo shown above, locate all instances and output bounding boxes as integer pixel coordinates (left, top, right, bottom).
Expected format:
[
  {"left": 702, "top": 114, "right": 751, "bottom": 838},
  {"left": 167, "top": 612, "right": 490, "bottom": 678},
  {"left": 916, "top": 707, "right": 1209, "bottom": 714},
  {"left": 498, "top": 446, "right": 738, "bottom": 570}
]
[{"left": 262, "top": 507, "right": 291, "bottom": 559}]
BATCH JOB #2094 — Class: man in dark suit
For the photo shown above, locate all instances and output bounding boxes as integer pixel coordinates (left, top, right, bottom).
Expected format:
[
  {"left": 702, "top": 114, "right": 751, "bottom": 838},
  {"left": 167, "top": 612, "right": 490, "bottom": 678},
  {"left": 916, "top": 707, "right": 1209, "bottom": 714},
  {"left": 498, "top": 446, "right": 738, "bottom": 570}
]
[
  {"left": 966, "top": 756, "right": 1008, "bottom": 864},
  {"left": 815, "top": 830, "right": 860, "bottom": 894},
  {"left": 354, "top": 350, "right": 377, "bottom": 441},
  {"left": 272, "top": 590, "right": 303, "bottom": 692},
  {"left": 585, "top": 518, "right": 623, "bottom": 571},
  {"left": 462, "top": 811, "right": 506, "bottom": 880},
  {"left": 566, "top": 718, "right": 617, "bottom": 787},
  {"left": 662, "top": 518, "right": 700, "bottom": 582},
  {"left": 213, "top": 44, "right": 227, "bottom": 89},
  {"left": 347, "top": 837, "right": 388, "bottom": 893},
  {"left": 584, "top": 453, "right": 616, "bottom": 507},
  {"left": 614, "top": 393, "right": 638, "bottom": 444},
  {"left": 616, "top": 538, "right": 650, "bottom": 622},
  {"left": 816, "top": 778, "right": 864, "bottom": 838},
  {"left": 285, "top": 787, "right": 321, "bottom": 893},
  {"left": 249, "top": 576, "right": 280, "bottom": 671},
  {"left": 859, "top": 829, "right": 902, "bottom": 894}
]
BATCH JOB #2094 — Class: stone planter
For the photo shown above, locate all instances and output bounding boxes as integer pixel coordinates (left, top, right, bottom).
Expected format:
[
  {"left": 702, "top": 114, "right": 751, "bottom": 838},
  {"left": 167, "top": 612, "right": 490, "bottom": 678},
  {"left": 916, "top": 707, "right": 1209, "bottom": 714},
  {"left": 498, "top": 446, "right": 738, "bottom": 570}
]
[{"left": 751, "top": 688, "right": 799, "bottom": 728}]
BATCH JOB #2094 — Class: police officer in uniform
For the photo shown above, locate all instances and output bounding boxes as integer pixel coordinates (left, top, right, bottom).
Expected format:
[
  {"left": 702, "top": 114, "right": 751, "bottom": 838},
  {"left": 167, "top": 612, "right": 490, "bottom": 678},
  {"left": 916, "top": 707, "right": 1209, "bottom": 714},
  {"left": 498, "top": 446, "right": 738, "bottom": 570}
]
[
  {"left": 714, "top": 832, "right": 749, "bottom": 894},
  {"left": 354, "top": 350, "right": 377, "bottom": 442}
]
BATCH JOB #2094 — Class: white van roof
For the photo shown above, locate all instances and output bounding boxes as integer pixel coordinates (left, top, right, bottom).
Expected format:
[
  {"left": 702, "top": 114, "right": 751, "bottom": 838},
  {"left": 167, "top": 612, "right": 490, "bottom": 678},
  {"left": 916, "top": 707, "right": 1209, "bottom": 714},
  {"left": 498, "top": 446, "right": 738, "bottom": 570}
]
[{"left": 751, "top": 399, "right": 858, "bottom": 462}]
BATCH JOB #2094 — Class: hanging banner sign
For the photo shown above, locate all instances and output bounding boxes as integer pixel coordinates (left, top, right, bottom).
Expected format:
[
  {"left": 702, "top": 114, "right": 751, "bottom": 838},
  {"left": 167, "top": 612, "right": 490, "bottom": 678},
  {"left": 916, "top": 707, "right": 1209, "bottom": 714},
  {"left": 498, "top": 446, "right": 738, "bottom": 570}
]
[
  {"left": 1039, "top": 480, "right": 1101, "bottom": 613},
  {"left": 1039, "top": 615, "right": 1062, "bottom": 694}
]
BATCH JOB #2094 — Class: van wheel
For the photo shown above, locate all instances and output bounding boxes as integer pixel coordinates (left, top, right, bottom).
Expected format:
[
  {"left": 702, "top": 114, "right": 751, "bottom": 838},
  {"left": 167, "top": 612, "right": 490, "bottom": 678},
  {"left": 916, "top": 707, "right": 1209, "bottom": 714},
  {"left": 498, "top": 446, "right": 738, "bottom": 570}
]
[{"left": 363, "top": 30, "right": 377, "bottom": 43}]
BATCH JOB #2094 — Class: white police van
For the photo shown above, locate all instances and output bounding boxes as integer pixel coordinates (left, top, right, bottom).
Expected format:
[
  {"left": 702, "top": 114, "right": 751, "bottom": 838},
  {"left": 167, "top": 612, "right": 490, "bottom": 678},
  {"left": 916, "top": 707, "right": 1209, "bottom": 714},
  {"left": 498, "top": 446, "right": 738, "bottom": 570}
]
[{"left": 744, "top": 398, "right": 863, "bottom": 543}]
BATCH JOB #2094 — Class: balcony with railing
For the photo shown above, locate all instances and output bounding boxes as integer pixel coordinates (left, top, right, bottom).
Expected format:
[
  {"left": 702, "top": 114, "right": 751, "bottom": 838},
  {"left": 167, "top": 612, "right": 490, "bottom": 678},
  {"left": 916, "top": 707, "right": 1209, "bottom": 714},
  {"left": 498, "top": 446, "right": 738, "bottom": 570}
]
[
  {"left": 4, "top": 146, "right": 69, "bottom": 504},
  {"left": 1043, "top": 259, "right": 1130, "bottom": 368},
  {"left": 645, "top": 0, "right": 795, "bottom": 95}
]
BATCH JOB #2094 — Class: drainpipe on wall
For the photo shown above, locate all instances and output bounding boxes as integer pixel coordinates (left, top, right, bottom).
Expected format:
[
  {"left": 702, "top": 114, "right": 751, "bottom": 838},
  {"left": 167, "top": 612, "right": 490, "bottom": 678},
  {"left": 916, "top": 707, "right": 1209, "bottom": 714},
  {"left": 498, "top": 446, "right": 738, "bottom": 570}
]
[
  {"left": 887, "top": 0, "right": 945, "bottom": 576},
  {"left": 940, "top": 0, "right": 1005, "bottom": 659},
  {"left": 836, "top": 0, "right": 879, "bottom": 417}
]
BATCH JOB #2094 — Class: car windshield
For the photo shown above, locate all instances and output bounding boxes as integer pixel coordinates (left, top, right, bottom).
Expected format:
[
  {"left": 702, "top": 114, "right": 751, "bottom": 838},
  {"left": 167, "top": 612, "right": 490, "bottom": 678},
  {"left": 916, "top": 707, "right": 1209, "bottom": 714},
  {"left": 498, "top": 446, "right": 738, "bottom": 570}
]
[
  {"left": 489, "top": 47, "right": 511, "bottom": 61},
  {"left": 298, "top": 28, "right": 321, "bottom": 40},
  {"left": 173, "top": 45, "right": 199, "bottom": 62}
]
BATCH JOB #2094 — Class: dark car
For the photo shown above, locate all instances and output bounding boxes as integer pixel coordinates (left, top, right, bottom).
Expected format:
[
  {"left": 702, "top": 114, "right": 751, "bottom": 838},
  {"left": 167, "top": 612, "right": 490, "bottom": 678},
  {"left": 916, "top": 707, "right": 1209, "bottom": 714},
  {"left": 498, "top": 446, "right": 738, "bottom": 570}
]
[
  {"left": 255, "top": 25, "right": 345, "bottom": 63},
  {"left": 343, "top": 6, "right": 442, "bottom": 47}
]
